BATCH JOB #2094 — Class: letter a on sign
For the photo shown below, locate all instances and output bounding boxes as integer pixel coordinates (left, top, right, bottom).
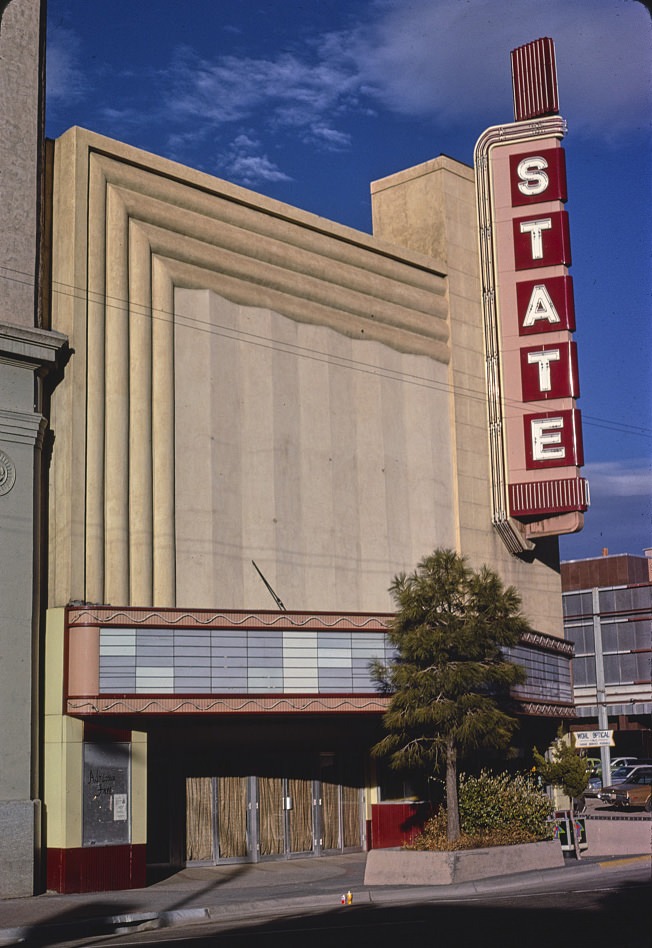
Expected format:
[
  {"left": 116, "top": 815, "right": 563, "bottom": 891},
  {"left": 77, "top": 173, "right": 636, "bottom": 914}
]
[
  {"left": 517, "top": 276, "right": 575, "bottom": 335},
  {"left": 523, "top": 285, "right": 560, "bottom": 327}
]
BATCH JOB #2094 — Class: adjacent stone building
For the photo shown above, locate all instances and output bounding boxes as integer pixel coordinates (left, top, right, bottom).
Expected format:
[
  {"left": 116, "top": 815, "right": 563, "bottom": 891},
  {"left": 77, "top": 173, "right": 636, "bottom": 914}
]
[{"left": 0, "top": 0, "right": 68, "bottom": 898}]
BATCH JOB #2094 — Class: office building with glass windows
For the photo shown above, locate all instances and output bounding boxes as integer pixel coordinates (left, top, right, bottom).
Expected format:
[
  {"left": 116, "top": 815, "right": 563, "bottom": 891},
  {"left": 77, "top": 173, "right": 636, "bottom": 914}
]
[{"left": 562, "top": 552, "right": 652, "bottom": 758}]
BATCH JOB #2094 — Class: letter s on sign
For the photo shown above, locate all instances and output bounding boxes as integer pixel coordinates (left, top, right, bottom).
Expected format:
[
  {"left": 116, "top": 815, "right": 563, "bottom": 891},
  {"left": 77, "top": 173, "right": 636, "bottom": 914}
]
[{"left": 517, "top": 156, "right": 549, "bottom": 197}]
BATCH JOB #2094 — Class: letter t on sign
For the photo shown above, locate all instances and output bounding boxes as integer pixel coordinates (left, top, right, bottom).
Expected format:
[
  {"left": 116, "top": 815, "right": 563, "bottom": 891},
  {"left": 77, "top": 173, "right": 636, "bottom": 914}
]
[{"left": 513, "top": 211, "right": 571, "bottom": 270}]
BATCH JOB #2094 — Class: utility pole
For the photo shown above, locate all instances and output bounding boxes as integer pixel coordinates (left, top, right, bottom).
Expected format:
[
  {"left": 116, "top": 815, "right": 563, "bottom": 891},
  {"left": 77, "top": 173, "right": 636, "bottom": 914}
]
[{"left": 592, "top": 587, "right": 612, "bottom": 781}]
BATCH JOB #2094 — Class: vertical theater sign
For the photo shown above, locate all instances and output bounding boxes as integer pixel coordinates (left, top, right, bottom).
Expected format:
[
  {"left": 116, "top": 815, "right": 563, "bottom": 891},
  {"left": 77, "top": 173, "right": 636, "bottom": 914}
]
[{"left": 475, "top": 38, "right": 589, "bottom": 553}]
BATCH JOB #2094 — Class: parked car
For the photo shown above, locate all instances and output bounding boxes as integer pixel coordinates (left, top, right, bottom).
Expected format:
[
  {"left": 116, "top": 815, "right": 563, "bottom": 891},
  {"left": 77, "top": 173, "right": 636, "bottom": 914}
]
[
  {"left": 610, "top": 756, "right": 652, "bottom": 771},
  {"left": 597, "top": 766, "right": 652, "bottom": 811},
  {"left": 609, "top": 761, "right": 652, "bottom": 783},
  {"left": 583, "top": 757, "right": 603, "bottom": 791},
  {"left": 582, "top": 757, "right": 652, "bottom": 791}
]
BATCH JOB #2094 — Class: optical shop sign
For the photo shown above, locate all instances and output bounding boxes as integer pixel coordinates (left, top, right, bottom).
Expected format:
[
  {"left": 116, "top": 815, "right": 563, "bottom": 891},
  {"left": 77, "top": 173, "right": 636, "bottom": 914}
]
[{"left": 574, "top": 730, "right": 615, "bottom": 748}]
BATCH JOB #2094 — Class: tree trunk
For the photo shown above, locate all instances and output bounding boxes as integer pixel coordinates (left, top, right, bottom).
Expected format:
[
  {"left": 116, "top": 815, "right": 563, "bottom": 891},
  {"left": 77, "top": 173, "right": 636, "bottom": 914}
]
[{"left": 445, "top": 737, "right": 460, "bottom": 842}]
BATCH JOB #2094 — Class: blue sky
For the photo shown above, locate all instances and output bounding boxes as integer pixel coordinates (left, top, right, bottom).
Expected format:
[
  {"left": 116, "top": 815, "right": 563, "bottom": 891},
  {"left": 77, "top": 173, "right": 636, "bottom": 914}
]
[{"left": 45, "top": 0, "right": 651, "bottom": 562}]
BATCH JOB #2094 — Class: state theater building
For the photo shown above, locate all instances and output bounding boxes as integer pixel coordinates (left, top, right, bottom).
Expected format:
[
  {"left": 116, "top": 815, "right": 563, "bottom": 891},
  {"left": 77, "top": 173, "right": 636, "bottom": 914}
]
[{"left": 39, "top": 39, "right": 588, "bottom": 891}]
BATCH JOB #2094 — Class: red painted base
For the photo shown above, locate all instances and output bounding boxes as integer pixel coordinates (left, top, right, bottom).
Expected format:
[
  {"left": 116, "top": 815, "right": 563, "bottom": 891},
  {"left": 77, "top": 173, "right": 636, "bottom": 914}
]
[
  {"left": 369, "top": 803, "right": 436, "bottom": 849},
  {"left": 47, "top": 844, "right": 146, "bottom": 893}
]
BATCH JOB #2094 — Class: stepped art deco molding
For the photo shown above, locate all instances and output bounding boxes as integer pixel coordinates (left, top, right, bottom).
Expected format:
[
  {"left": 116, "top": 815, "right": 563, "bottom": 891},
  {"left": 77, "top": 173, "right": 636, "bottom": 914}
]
[{"left": 49, "top": 128, "right": 452, "bottom": 612}]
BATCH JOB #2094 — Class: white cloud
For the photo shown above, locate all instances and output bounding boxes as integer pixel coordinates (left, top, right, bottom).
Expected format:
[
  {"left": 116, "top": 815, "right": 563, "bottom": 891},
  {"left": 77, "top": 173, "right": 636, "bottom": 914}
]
[
  {"left": 45, "top": 0, "right": 650, "bottom": 179},
  {"left": 227, "top": 153, "right": 292, "bottom": 186},
  {"left": 584, "top": 459, "right": 652, "bottom": 497},
  {"left": 46, "top": 26, "right": 85, "bottom": 102},
  {"left": 560, "top": 456, "right": 651, "bottom": 559},
  {"left": 166, "top": 47, "right": 357, "bottom": 136},
  {"left": 159, "top": 0, "right": 649, "bottom": 164},
  {"left": 335, "top": 0, "right": 651, "bottom": 136},
  {"left": 215, "top": 132, "right": 293, "bottom": 187},
  {"left": 305, "top": 124, "right": 351, "bottom": 149}
]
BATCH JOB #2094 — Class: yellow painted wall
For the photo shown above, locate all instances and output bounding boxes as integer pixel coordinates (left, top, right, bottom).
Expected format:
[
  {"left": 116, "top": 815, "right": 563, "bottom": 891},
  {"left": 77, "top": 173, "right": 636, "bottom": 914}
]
[{"left": 44, "top": 609, "right": 148, "bottom": 848}]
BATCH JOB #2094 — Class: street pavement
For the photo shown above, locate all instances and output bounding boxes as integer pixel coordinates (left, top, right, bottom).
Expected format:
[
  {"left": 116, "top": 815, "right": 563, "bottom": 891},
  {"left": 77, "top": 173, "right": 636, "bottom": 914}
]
[{"left": 0, "top": 849, "right": 649, "bottom": 947}]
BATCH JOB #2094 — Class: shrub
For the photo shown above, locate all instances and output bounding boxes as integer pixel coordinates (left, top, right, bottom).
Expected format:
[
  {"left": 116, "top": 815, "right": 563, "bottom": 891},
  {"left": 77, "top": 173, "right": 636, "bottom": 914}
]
[
  {"left": 459, "top": 770, "right": 554, "bottom": 837},
  {"left": 407, "top": 770, "right": 554, "bottom": 852},
  {"left": 533, "top": 729, "right": 590, "bottom": 803}
]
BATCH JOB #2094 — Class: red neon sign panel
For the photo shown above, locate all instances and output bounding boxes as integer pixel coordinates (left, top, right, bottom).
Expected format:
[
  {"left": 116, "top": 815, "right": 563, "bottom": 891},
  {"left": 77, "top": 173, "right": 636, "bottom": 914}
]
[
  {"left": 520, "top": 341, "right": 579, "bottom": 401},
  {"left": 509, "top": 148, "right": 567, "bottom": 206},
  {"left": 516, "top": 275, "right": 575, "bottom": 336},
  {"left": 513, "top": 210, "right": 572, "bottom": 270}
]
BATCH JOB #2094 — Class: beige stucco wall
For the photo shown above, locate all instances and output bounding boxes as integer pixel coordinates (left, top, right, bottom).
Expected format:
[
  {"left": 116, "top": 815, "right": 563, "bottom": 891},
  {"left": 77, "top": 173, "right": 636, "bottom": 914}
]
[
  {"left": 49, "top": 127, "right": 454, "bottom": 614},
  {"left": 49, "top": 127, "right": 564, "bottom": 634},
  {"left": 371, "top": 156, "right": 564, "bottom": 637},
  {"left": 44, "top": 609, "right": 148, "bottom": 848},
  {"left": 174, "top": 289, "right": 455, "bottom": 611}
]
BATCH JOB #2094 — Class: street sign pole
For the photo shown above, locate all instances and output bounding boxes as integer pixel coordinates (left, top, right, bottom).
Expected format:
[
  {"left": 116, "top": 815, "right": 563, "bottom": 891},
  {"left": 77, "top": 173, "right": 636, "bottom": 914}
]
[{"left": 592, "top": 588, "right": 612, "bottom": 779}]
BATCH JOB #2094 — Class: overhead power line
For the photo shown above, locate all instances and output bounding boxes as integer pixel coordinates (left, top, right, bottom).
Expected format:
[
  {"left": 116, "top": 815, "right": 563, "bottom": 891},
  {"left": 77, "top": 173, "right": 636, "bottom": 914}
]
[{"left": 1, "top": 265, "right": 650, "bottom": 440}]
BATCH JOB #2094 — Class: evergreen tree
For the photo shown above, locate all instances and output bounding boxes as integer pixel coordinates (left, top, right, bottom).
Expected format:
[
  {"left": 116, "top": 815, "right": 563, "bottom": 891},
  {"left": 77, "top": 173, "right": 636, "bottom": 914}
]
[
  {"left": 533, "top": 728, "right": 589, "bottom": 859},
  {"left": 372, "top": 549, "right": 530, "bottom": 842}
]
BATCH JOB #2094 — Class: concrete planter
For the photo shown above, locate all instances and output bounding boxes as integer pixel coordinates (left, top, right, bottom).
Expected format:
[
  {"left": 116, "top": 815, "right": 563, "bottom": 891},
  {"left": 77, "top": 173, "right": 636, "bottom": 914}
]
[
  {"left": 582, "top": 815, "right": 651, "bottom": 857},
  {"left": 364, "top": 839, "right": 563, "bottom": 886}
]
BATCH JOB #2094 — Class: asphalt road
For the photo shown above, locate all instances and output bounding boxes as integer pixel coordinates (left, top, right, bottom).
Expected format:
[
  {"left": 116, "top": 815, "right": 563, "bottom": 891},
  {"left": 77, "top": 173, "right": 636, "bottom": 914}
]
[{"left": 33, "top": 862, "right": 650, "bottom": 948}]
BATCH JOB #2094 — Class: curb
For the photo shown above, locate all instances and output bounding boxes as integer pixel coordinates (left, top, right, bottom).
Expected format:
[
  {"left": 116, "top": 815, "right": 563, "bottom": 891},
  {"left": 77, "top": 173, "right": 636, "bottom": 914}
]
[
  {"left": 0, "top": 855, "right": 648, "bottom": 945},
  {"left": 0, "top": 907, "right": 210, "bottom": 946}
]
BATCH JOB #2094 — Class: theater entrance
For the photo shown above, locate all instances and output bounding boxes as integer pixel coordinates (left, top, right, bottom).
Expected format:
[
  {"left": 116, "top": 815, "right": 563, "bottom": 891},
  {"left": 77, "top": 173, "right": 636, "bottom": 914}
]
[{"left": 184, "top": 754, "right": 363, "bottom": 865}]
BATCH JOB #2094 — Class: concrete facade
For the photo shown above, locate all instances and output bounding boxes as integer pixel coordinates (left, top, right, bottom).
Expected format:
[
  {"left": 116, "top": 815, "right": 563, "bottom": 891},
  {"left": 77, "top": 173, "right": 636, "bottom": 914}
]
[
  {"left": 47, "top": 127, "right": 457, "bottom": 613},
  {"left": 371, "top": 157, "right": 564, "bottom": 636},
  {"left": 0, "top": 0, "right": 68, "bottom": 897},
  {"left": 36, "top": 128, "right": 576, "bottom": 890},
  {"left": 47, "top": 130, "right": 564, "bottom": 633}
]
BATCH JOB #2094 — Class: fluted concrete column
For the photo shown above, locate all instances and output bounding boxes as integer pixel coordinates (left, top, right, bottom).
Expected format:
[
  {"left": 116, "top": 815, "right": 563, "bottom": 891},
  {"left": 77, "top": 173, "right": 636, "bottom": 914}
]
[
  {"left": 104, "top": 185, "right": 130, "bottom": 604},
  {"left": 128, "top": 222, "right": 154, "bottom": 605},
  {"left": 85, "top": 158, "right": 107, "bottom": 602},
  {"left": 152, "top": 257, "right": 176, "bottom": 605}
]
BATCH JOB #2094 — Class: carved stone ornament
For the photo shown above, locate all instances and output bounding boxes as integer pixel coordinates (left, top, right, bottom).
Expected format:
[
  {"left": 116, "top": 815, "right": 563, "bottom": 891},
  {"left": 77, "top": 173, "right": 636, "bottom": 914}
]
[{"left": 0, "top": 450, "right": 16, "bottom": 496}]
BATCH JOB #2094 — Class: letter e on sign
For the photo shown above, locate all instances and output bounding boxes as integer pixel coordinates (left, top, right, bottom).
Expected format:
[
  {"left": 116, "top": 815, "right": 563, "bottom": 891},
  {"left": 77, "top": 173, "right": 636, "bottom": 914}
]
[
  {"left": 524, "top": 408, "right": 584, "bottom": 469},
  {"left": 510, "top": 148, "right": 567, "bottom": 206}
]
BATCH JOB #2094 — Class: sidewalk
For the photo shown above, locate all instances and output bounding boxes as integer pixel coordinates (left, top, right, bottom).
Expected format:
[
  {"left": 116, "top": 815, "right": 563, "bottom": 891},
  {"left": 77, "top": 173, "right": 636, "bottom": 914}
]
[{"left": 0, "top": 851, "right": 649, "bottom": 946}]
